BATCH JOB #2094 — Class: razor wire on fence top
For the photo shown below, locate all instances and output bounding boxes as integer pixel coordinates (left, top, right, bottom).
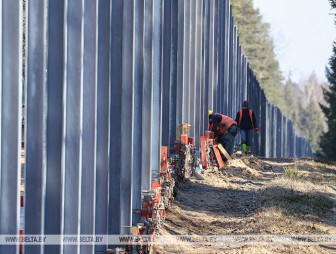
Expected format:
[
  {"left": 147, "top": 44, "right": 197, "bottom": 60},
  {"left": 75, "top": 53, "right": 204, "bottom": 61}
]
[{"left": 0, "top": 0, "right": 311, "bottom": 253}]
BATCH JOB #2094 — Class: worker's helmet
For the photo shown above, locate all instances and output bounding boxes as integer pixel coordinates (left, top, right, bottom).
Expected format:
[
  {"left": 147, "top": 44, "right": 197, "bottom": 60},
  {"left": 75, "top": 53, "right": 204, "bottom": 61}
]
[
  {"left": 208, "top": 109, "right": 214, "bottom": 119},
  {"left": 242, "top": 100, "right": 249, "bottom": 108}
]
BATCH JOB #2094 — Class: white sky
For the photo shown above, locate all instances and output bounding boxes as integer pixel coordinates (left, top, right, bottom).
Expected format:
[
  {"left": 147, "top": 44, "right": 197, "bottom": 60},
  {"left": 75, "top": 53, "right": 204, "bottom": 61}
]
[{"left": 253, "top": 0, "right": 335, "bottom": 83}]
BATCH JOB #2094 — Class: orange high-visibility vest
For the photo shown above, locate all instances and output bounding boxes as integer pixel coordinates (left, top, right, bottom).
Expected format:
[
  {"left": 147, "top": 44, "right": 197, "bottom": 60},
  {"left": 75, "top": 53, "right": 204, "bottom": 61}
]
[
  {"left": 217, "top": 114, "right": 236, "bottom": 134},
  {"left": 238, "top": 109, "right": 254, "bottom": 129}
]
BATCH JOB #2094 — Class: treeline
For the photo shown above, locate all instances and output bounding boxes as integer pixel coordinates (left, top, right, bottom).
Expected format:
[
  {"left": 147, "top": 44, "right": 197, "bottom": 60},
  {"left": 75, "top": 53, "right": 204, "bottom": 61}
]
[
  {"left": 230, "top": 0, "right": 327, "bottom": 154},
  {"left": 318, "top": 0, "right": 336, "bottom": 160},
  {"left": 283, "top": 74, "right": 327, "bottom": 153}
]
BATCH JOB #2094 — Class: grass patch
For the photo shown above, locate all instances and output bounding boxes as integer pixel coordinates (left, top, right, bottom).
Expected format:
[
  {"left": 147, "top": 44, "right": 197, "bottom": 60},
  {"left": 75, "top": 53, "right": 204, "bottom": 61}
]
[
  {"left": 253, "top": 206, "right": 327, "bottom": 234},
  {"left": 284, "top": 167, "right": 304, "bottom": 179},
  {"left": 282, "top": 193, "right": 333, "bottom": 211}
]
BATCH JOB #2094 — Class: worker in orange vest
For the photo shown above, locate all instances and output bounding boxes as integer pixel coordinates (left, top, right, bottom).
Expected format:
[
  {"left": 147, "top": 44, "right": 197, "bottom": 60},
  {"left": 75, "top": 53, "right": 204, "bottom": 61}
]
[
  {"left": 208, "top": 110, "right": 238, "bottom": 155},
  {"left": 235, "top": 100, "right": 259, "bottom": 154}
]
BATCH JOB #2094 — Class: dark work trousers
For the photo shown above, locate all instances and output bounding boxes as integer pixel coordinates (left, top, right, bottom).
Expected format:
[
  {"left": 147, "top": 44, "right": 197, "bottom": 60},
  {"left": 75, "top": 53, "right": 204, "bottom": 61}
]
[
  {"left": 240, "top": 129, "right": 253, "bottom": 146},
  {"left": 216, "top": 125, "right": 238, "bottom": 155}
]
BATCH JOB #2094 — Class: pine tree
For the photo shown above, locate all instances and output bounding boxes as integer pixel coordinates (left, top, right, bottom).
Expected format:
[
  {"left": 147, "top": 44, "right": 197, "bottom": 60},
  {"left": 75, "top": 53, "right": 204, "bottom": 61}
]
[
  {"left": 230, "top": 0, "right": 284, "bottom": 108},
  {"left": 318, "top": 42, "right": 336, "bottom": 160}
]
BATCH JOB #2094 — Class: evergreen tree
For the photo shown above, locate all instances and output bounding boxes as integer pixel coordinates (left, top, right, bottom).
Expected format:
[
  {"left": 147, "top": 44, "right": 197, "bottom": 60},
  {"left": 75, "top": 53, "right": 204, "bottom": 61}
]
[
  {"left": 318, "top": 42, "right": 336, "bottom": 161},
  {"left": 230, "top": 0, "right": 284, "bottom": 108},
  {"left": 230, "top": 0, "right": 327, "bottom": 153}
]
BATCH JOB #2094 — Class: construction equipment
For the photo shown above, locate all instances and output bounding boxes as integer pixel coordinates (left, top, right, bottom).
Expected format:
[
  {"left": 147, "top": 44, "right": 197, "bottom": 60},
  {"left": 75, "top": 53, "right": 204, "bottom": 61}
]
[
  {"left": 200, "top": 131, "right": 216, "bottom": 169},
  {"left": 128, "top": 124, "right": 197, "bottom": 251},
  {"left": 200, "top": 131, "right": 231, "bottom": 169},
  {"left": 171, "top": 124, "right": 197, "bottom": 181}
]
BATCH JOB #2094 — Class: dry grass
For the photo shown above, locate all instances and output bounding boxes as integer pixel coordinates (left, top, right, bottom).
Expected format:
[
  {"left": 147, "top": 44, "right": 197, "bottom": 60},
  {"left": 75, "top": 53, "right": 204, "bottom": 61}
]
[{"left": 153, "top": 157, "right": 336, "bottom": 254}]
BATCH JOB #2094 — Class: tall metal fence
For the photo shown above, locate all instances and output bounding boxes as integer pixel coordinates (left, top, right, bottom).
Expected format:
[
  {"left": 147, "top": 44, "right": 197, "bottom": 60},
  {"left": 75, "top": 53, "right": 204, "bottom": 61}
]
[{"left": 0, "top": 0, "right": 312, "bottom": 253}]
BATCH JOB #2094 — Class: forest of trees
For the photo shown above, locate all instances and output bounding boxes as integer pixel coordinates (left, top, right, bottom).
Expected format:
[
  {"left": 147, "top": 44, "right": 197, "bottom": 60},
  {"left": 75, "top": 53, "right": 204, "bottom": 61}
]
[
  {"left": 230, "top": 0, "right": 284, "bottom": 108},
  {"left": 283, "top": 74, "right": 327, "bottom": 152},
  {"left": 317, "top": 0, "right": 336, "bottom": 160},
  {"left": 230, "top": 0, "right": 327, "bottom": 154}
]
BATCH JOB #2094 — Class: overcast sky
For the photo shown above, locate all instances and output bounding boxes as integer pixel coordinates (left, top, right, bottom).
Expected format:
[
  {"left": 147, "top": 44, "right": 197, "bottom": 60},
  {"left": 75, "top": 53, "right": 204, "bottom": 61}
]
[{"left": 253, "top": 0, "right": 335, "bottom": 83}]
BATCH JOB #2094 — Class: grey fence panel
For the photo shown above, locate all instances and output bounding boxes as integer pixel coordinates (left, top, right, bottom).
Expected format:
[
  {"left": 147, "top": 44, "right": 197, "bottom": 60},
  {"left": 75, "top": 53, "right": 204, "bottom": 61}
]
[
  {"left": 176, "top": 0, "right": 184, "bottom": 127},
  {"left": 258, "top": 89, "right": 264, "bottom": 156},
  {"left": 195, "top": 0, "right": 203, "bottom": 143},
  {"left": 284, "top": 118, "right": 288, "bottom": 157},
  {"left": 62, "top": 1, "right": 83, "bottom": 253},
  {"left": 80, "top": 0, "right": 98, "bottom": 253},
  {"left": 287, "top": 120, "right": 293, "bottom": 157},
  {"left": 222, "top": 0, "right": 228, "bottom": 114},
  {"left": 282, "top": 116, "right": 286, "bottom": 157},
  {"left": 109, "top": 0, "right": 123, "bottom": 236},
  {"left": 4, "top": 1, "right": 316, "bottom": 254},
  {"left": 242, "top": 57, "right": 247, "bottom": 99},
  {"left": 223, "top": 1, "right": 230, "bottom": 114},
  {"left": 277, "top": 108, "right": 282, "bottom": 158},
  {"left": 120, "top": 0, "right": 134, "bottom": 234},
  {"left": 142, "top": 0, "right": 153, "bottom": 190},
  {"left": 227, "top": 15, "right": 234, "bottom": 115},
  {"left": 203, "top": 0, "right": 210, "bottom": 127},
  {"left": 25, "top": 0, "right": 47, "bottom": 253},
  {"left": 213, "top": 0, "right": 219, "bottom": 112},
  {"left": 217, "top": 0, "right": 223, "bottom": 113},
  {"left": 132, "top": 0, "right": 144, "bottom": 225},
  {"left": 0, "top": 0, "right": 1, "bottom": 198},
  {"left": 169, "top": 0, "right": 178, "bottom": 153},
  {"left": 95, "top": 0, "right": 111, "bottom": 251},
  {"left": 270, "top": 104, "right": 275, "bottom": 157},
  {"left": 161, "top": 0, "right": 171, "bottom": 147},
  {"left": 269, "top": 105, "right": 278, "bottom": 158},
  {"left": 208, "top": 0, "right": 214, "bottom": 110},
  {"left": 289, "top": 121, "right": 294, "bottom": 156},
  {"left": 236, "top": 44, "right": 241, "bottom": 112},
  {"left": 182, "top": 0, "right": 190, "bottom": 123},
  {"left": 201, "top": 0, "right": 207, "bottom": 133},
  {"left": 230, "top": 26, "right": 236, "bottom": 117},
  {"left": 0, "top": 1, "right": 22, "bottom": 254},
  {"left": 293, "top": 132, "right": 297, "bottom": 157},
  {"left": 43, "top": 1, "right": 65, "bottom": 253},
  {"left": 151, "top": 0, "right": 162, "bottom": 181},
  {"left": 268, "top": 104, "right": 273, "bottom": 157},
  {"left": 268, "top": 103, "right": 273, "bottom": 157},
  {"left": 189, "top": 0, "right": 196, "bottom": 138}
]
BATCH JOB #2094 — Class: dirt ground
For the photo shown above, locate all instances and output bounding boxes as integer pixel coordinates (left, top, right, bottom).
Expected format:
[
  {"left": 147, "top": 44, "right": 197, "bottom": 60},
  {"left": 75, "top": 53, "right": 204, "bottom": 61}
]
[{"left": 153, "top": 154, "right": 336, "bottom": 254}]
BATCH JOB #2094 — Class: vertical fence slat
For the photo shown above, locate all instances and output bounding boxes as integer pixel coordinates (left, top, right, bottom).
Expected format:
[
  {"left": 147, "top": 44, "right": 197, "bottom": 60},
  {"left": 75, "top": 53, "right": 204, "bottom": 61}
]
[
  {"left": 109, "top": 0, "right": 123, "bottom": 238},
  {"left": 189, "top": 0, "right": 196, "bottom": 137},
  {"left": 25, "top": 1, "right": 47, "bottom": 253},
  {"left": 203, "top": 0, "right": 210, "bottom": 124},
  {"left": 62, "top": 1, "right": 83, "bottom": 253},
  {"left": 120, "top": 0, "right": 134, "bottom": 234},
  {"left": 161, "top": 0, "right": 171, "bottom": 147},
  {"left": 79, "top": 0, "right": 98, "bottom": 253},
  {"left": 0, "top": 1, "right": 22, "bottom": 253},
  {"left": 182, "top": 0, "right": 190, "bottom": 123},
  {"left": 151, "top": 0, "right": 162, "bottom": 182},
  {"left": 176, "top": 0, "right": 184, "bottom": 126},
  {"left": 43, "top": 0, "right": 65, "bottom": 253},
  {"left": 95, "top": 0, "right": 110, "bottom": 251},
  {"left": 132, "top": 0, "right": 144, "bottom": 225},
  {"left": 142, "top": 0, "right": 153, "bottom": 190},
  {"left": 169, "top": 0, "right": 178, "bottom": 153},
  {"left": 195, "top": 0, "right": 203, "bottom": 142}
]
